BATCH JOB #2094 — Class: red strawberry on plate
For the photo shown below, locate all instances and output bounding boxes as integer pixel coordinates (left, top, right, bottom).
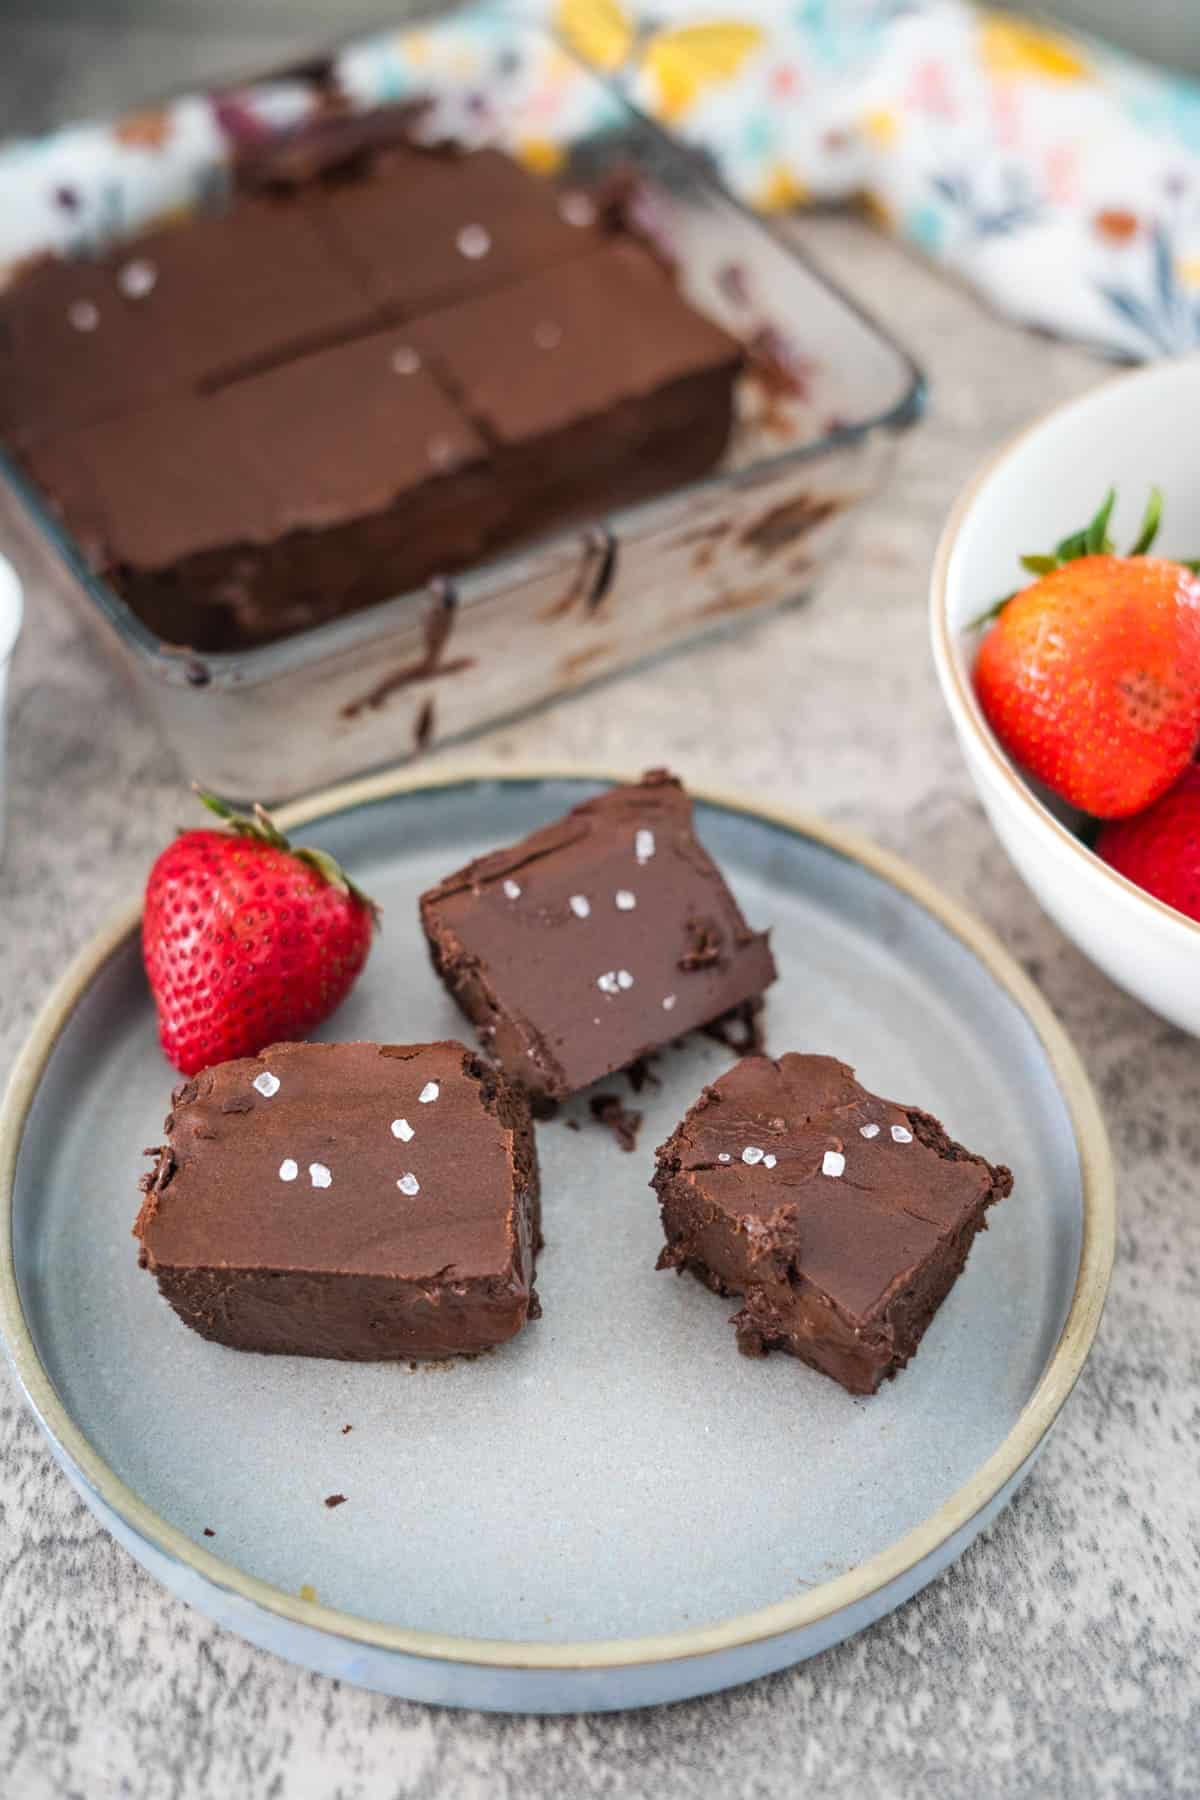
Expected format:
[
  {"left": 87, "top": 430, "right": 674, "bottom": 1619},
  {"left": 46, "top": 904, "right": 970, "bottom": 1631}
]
[
  {"left": 1097, "top": 764, "right": 1200, "bottom": 923},
  {"left": 974, "top": 489, "right": 1200, "bottom": 819},
  {"left": 143, "top": 789, "right": 379, "bottom": 1076}
]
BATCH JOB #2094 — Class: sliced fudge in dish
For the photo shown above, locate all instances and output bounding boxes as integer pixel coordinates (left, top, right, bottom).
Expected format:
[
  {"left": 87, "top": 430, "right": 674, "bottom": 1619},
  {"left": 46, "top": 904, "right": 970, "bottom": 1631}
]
[
  {"left": 312, "top": 144, "right": 603, "bottom": 318},
  {"left": 26, "top": 326, "right": 496, "bottom": 648},
  {"left": 1, "top": 198, "right": 374, "bottom": 444},
  {"left": 420, "top": 770, "right": 777, "bottom": 1103},
  {"left": 404, "top": 239, "right": 742, "bottom": 533},
  {"left": 135, "top": 1040, "right": 541, "bottom": 1360},
  {"left": 652, "top": 1053, "right": 1013, "bottom": 1394}
]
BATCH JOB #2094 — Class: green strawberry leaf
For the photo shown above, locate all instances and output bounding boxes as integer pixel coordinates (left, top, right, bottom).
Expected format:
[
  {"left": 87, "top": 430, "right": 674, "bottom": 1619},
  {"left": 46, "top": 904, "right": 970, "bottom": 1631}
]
[
  {"left": 1128, "top": 486, "right": 1163, "bottom": 556},
  {"left": 190, "top": 786, "right": 381, "bottom": 921},
  {"left": 975, "top": 486, "right": 1185, "bottom": 630}
]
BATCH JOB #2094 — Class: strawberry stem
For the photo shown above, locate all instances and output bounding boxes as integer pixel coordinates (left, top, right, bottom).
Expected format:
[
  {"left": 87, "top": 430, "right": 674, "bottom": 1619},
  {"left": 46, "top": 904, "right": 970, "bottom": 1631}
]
[{"left": 191, "top": 786, "right": 381, "bottom": 921}]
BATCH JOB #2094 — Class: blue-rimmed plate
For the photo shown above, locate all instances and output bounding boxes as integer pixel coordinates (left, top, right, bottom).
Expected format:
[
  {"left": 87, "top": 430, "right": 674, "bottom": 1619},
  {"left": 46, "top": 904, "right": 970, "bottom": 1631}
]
[{"left": 0, "top": 768, "right": 1113, "bottom": 1713}]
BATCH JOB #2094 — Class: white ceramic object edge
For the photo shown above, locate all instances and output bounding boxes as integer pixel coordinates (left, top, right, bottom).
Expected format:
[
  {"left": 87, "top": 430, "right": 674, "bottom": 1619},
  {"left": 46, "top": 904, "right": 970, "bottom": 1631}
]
[{"left": 0, "top": 552, "right": 24, "bottom": 863}]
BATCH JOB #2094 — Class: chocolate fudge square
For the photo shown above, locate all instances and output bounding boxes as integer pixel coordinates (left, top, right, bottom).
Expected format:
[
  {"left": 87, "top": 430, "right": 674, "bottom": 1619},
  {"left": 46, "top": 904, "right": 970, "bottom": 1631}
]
[
  {"left": 26, "top": 327, "right": 495, "bottom": 648},
  {"left": 0, "top": 254, "right": 193, "bottom": 443},
  {"left": 128, "top": 197, "right": 374, "bottom": 389},
  {"left": 313, "top": 144, "right": 600, "bottom": 318},
  {"left": 0, "top": 199, "right": 372, "bottom": 445},
  {"left": 404, "top": 239, "right": 742, "bottom": 531},
  {"left": 420, "top": 771, "right": 777, "bottom": 1103},
  {"left": 653, "top": 1054, "right": 1013, "bottom": 1394},
  {"left": 135, "top": 1040, "right": 541, "bottom": 1360}
]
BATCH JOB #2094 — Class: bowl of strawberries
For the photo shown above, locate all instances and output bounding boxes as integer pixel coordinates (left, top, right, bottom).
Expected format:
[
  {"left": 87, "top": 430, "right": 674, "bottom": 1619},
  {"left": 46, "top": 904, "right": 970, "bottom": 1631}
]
[{"left": 931, "top": 356, "right": 1200, "bottom": 1035}]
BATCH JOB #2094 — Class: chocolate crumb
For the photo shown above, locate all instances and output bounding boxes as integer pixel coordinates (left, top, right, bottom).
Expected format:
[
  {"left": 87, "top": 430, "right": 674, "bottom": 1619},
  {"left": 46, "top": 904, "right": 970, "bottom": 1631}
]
[
  {"left": 341, "top": 1424, "right": 353, "bottom": 1435},
  {"left": 703, "top": 1000, "right": 766, "bottom": 1056},
  {"left": 590, "top": 1093, "right": 643, "bottom": 1152},
  {"left": 679, "top": 919, "right": 723, "bottom": 971},
  {"left": 324, "top": 1493, "right": 348, "bottom": 1509},
  {"left": 564, "top": 1116, "right": 582, "bottom": 1132},
  {"left": 220, "top": 1095, "right": 255, "bottom": 1115},
  {"left": 627, "top": 1054, "right": 661, "bottom": 1094},
  {"left": 202, "top": 1528, "right": 215, "bottom": 1537}
]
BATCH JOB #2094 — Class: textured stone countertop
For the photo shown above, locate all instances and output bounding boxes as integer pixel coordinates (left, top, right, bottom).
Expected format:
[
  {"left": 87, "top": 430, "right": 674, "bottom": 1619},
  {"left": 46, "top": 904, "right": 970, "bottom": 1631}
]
[{"left": 1, "top": 111, "right": 1198, "bottom": 1800}]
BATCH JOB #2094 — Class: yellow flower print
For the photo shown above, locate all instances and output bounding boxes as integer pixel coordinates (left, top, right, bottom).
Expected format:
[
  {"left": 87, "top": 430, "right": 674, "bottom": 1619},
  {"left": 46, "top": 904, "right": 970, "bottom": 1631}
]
[
  {"left": 114, "top": 107, "right": 172, "bottom": 149},
  {"left": 641, "top": 22, "right": 765, "bottom": 123},
  {"left": 514, "top": 137, "right": 566, "bottom": 176},
  {"left": 861, "top": 189, "right": 895, "bottom": 233},
  {"left": 1176, "top": 255, "right": 1200, "bottom": 291},
  {"left": 556, "top": 0, "right": 635, "bottom": 73},
  {"left": 758, "top": 165, "right": 810, "bottom": 213},
  {"left": 861, "top": 108, "right": 899, "bottom": 149},
  {"left": 979, "top": 14, "right": 1090, "bottom": 83}
]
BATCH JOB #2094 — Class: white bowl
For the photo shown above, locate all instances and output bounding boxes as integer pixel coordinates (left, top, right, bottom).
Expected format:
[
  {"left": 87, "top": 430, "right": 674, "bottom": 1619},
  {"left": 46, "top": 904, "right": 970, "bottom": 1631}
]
[{"left": 931, "top": 355, "right": 1200, "bottom": 1036}]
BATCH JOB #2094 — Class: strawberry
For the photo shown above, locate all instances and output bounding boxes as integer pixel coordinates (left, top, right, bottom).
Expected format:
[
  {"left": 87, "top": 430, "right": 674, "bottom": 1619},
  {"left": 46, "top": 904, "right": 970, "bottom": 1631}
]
[
  {"left": 973, "top": 490, "right": 1200, "bottom": 819},
  {"left": 143, "top": 789, "right": 379, "bottom": 1076},
  {"left": 1097, "top": 765, "right": 1200, "bottom": 922}
]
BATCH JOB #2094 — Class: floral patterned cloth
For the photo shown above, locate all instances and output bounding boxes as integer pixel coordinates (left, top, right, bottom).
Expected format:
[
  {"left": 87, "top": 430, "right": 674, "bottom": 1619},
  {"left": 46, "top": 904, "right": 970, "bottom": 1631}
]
[{"left": 4, "top": 1, "right": 1200, "bottom": 359}]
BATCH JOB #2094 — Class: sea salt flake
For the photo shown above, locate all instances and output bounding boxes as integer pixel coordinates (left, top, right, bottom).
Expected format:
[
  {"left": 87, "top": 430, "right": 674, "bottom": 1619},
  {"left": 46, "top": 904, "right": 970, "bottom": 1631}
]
[
  {"left": 118, "top": 257, "right": 157, "bottom": 299},
  {"left": 427, "top": 434, "right": 456, "bottom": 470},
  {"left": 67, "top": 299, "right": 99, "bottom": 332},
  {"left": 503, "top": 878, "right": 522, "bottom": 900},
  {"left": 662, "top": 994, "right": 677, "bottom": 1011},
  {"left": 860, "top": 1123, "right": 880, "bottom": 1139},
  {"left": 253, "top": 1071, "right": 280, "bottom": 1098},
  {"left": 391, "top": 1118, "right": 414, "bottom": 1143},
  {"left": 718, "top": 1152, "right": 732, "bottom": 1163},
  {"left": 397, "top": 1173, "right": 420, "bottom": 1196},
  {"left": 533, "top": 319, "right": 563, "bottom": 350},
  {"left": 616, "top": 969, "right": 634, "bottom": 990},
  {"left": 597, "top": 971, "right": 620, "bottom": 995},
  {"left": 456, "top": 222, "right": 491, "bottom": 259},
  {"left": 419, "top": 1082, "right": 440, "bottom": 1104},
  {"left": 569, "top": 894, "right": 591, "bottom": 918},
  {"left": 822, "top": 1150, "right": 845, "bottom": 1178},
  {"left": 390, "top": 345, "right": 421, "bottom": 375},
  {"left": 742, "top": 1146, "right": 765, "bottom": 1165},
  {"left": 309, "top": 1163, "right": 333, "bottom": 1189},
  {"left": 635, "top": 828, "right": 655, "bottom": 864},
  {"left": 279, "top": 1158, "right": 298, "bottom": 1182},
  {"left": 763, "top": 1154, "right": 777, "bottom": 1170},
  {"left": 891, "top": 1125, "right": 913, "bottom": 1144},
  {"left": 615, "top": 889, "right": 636, "bottom": 910},
  {"left": 558, "top": 191, "right": 596, "bottom": 228}
]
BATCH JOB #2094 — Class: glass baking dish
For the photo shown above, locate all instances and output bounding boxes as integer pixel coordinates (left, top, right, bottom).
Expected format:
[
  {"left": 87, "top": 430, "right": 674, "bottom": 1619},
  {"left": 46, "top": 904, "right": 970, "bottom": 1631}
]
[{"left": 0, "top": 7, "right": 923, "bottom": 802}]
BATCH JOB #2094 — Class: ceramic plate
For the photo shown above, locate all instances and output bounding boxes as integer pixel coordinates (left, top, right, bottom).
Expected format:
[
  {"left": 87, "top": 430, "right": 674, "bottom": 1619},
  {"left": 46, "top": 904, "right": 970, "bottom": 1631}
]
[{"left": 0, "top": 769, "right": 1113, "bottom": 1713}]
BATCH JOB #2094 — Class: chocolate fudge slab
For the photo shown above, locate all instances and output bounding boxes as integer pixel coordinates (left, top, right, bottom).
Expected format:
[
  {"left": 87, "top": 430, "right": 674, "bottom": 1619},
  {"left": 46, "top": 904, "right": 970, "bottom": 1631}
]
[
  {"left": 312, "top": 145, "right": 601, "bottom": 318},
  {"left": 26, "top": 329, "right": 495, "bottom": 648},
  {"left": 653, "top": 1054, "right": 1013, "bottom": 1395},
  {"left": 0, "top": 254, "right": 195, "bottom": 443},
  {"left": 404, "top": 239, "right": 741, "bottom": 532},
  {"left": 134, "top": 1040, "right": 541, "bottom": 1360},
  {"left": 129, "top": 198, "right": 375, "bottom": 390},
  {"left": 1, "top": 200, "right": 373, "bottom": 445},
  {"left": 420, "top": 771, "right": 777, "bottom": 1102}
]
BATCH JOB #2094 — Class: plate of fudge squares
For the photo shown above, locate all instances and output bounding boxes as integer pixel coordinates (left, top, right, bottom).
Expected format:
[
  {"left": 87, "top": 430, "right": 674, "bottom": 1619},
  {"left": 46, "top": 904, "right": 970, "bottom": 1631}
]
[{"left": 0, "top": 769, "right": 1114, "bottom": 1713}]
